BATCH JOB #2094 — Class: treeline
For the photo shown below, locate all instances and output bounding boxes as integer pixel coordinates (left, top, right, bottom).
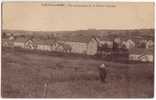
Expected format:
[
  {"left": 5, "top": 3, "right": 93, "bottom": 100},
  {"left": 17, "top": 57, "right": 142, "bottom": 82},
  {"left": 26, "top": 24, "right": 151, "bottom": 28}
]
[{"left": 2, "top": 29, "right": 154, "bottom": 42}]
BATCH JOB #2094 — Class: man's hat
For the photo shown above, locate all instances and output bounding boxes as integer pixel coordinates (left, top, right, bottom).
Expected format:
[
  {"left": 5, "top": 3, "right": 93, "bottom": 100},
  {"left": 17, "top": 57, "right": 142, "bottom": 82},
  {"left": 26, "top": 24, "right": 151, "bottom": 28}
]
[{"left": 100, "top": 63, "right": 106, "bottom": 68}]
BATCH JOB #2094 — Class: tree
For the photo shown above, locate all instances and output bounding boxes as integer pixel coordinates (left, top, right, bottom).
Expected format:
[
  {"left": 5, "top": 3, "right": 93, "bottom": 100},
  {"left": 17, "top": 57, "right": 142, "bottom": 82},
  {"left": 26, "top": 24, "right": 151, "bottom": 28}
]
[{"left": 2, "top": 32, "right": 7, "bottom": 38}]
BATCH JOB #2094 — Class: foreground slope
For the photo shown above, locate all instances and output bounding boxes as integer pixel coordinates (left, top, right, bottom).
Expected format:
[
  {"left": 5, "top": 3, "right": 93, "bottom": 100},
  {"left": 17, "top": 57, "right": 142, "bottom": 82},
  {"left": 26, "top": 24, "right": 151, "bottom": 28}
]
[{"left": 2, "top": 48, "right": 154, "bottom": 98}]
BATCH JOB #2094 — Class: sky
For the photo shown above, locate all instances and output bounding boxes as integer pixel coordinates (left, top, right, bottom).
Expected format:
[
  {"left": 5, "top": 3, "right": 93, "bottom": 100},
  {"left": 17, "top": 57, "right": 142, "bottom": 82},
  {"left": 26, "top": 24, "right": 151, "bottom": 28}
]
[{"left": 2, "top": 2, "right": 154, "bottom": 31}]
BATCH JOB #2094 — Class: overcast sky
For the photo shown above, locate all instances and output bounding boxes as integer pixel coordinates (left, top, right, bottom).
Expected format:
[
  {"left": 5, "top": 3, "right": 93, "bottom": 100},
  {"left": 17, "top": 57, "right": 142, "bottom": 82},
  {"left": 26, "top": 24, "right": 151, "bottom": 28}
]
[{"left": 2, "top": 2, "right": 154, "bottom": 31}]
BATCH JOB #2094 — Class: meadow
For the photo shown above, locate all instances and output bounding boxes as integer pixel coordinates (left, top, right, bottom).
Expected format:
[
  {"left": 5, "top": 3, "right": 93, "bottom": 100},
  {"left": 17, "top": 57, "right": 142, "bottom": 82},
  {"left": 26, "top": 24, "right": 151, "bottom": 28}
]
[{"left": 1, "top": 47, "right": 154, "bottom": 98}]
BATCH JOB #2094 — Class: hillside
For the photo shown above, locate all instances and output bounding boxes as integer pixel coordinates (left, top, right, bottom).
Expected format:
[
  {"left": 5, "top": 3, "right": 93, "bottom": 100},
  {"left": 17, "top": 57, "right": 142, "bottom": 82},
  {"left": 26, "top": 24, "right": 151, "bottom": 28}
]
[{"left": 2, "top": 29, "right": 154, "bottom": 42}]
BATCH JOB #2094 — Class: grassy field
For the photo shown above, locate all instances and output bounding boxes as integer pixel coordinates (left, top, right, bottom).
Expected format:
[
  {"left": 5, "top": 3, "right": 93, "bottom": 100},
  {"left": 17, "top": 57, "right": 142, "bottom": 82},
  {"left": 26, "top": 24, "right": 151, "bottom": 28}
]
[{"left": 1, "top": 47, "right": 154, "bottom": 98}]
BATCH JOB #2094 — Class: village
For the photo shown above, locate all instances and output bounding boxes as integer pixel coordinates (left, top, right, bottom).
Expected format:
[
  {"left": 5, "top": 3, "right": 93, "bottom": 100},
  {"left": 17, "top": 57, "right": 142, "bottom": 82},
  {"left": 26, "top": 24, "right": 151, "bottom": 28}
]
[{"left": 2, "top": 29, "right": 154, "bottom": 63}]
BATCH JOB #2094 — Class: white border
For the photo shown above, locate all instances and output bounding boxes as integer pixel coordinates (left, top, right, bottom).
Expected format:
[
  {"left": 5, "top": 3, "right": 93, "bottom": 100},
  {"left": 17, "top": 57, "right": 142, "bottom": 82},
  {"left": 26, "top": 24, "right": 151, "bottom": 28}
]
[
  {"left": 0, "top": 0, "right": 155, "bottom": 100},
  {"left": 1, "top": 0, "right": 155, "bottom": 2}
]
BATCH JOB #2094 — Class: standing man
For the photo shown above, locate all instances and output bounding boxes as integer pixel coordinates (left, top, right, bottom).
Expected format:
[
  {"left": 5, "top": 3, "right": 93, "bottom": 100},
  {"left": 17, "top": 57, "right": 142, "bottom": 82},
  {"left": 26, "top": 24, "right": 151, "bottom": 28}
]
[{"left": 98, "top": 63, "right": 107, "bottom": 83}]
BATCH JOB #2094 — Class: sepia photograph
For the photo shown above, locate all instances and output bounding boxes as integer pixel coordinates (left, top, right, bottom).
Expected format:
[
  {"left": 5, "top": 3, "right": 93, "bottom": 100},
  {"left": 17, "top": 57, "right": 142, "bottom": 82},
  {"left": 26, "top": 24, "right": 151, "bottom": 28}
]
[{"left": 1, "top": 2, "right": 154, "bottom": 98}]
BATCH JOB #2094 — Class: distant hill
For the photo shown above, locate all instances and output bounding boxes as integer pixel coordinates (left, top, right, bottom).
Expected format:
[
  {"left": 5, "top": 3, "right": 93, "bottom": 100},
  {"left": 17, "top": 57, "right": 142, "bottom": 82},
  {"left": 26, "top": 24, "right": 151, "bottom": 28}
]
[{"left": 2, "top": 29, "right": 154, "bottom": 42}]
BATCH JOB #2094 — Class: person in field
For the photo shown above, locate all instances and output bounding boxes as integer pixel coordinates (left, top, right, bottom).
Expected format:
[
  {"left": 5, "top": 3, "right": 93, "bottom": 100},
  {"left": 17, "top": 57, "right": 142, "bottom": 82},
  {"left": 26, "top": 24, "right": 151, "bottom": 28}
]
[{"left": 98, "top": 63, "right": 107, "bottom": 83}]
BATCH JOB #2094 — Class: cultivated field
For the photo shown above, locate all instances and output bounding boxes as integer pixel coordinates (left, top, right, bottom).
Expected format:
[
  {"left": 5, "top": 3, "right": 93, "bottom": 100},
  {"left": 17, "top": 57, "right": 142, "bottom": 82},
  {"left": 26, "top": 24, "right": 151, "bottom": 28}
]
[{"left": 1, "top": 47, "right": 154, "bottom": 98}]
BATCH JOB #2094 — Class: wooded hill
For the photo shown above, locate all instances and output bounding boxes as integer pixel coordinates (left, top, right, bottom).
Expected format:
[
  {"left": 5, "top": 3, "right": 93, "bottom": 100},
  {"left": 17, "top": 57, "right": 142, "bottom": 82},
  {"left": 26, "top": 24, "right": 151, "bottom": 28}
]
[{"left": 2, "top": 29, "right": 154, "bottom": 42}]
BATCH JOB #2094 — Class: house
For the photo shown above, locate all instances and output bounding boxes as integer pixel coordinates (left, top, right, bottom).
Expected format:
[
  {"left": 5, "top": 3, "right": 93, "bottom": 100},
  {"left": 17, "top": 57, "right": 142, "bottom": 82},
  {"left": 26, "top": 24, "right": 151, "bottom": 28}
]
[
  {"left": 121, "top": 39, "right": 135, "bottom": 49},
  {"left": 8, "top": 34, "right": 15, "bottom": 41},
  {"left": 24, "top": 39, "right": 37, "bottom": 49},
  {"left": 129, "top": 54, "right": 153, "bottom": 62},
  {"left": 2, "top": 34, "right": 16, "bottom": 47},
  {"left": 146, "top": 40, "right": 154, "bottom": 49},
  {"left": 65, "top": 41, "right": 87, "bottom": 54},
  {"left": 86, "top": 37, "right": 98, "bottom": 55},
  {"left": 114, "top": 37, "right": 121, "bottom": 44},
  {"left": 126, "top": 39, "right": 135, "bottom": 49},
  {"left": 113, "top": 37, "right": 121, "bottom": 51},
  {"left": 2, "top": 39, "right": 9, "bottom": 47},
  {"left": 129, "top": 48, "right": 153, "bottom": 62}
]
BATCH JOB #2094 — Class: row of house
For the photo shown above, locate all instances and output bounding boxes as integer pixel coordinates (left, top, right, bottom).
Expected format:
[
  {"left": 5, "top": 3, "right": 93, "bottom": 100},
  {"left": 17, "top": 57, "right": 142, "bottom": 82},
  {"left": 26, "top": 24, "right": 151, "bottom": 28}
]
[{"left": 2, "top": 35, "right": 153, "bottom": 62}]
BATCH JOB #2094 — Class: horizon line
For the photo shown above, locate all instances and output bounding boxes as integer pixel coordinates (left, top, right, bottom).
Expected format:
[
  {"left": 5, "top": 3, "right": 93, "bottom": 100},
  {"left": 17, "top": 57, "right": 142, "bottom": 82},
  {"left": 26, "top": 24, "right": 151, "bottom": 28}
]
[{"left": 2, "top": 28, "right": 154, "bottom": 32}]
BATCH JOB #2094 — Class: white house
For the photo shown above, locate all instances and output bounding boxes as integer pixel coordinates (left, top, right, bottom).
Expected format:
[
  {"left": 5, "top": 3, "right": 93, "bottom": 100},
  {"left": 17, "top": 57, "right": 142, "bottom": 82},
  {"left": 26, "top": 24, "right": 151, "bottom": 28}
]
[
  {"left": 65, "top": 41, "right": 87, "bottom": 54},
  {"left": 146, "top": 40, "right": 154, "bottom": 49},
  {"left": 122, "top": 39, "right": 135, "bottom": 49},
  {"left": 87, "top": 37, "right": 98, "bottom": 55},
  {"left": 129, "top": 54, "right": 153, "bottom": 62},
  {"left": 127, "top": 39, "right": 135, "bottom": 49}
]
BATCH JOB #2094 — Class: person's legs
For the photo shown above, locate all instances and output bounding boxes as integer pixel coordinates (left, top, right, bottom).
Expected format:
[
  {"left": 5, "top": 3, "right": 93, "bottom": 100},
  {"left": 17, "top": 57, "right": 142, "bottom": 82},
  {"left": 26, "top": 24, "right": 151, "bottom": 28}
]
[
  {"left": 99, "top": 70, "right": 103, "bottom": 81},
  {"left": 99, "top": 69, "right": 106, "bottom": 82},
  {"left": 100, "top": 73, "right": 104, "bottom": 82},
  {"left": 102, "top": 71, "right": 107, "bottom": 82}
]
